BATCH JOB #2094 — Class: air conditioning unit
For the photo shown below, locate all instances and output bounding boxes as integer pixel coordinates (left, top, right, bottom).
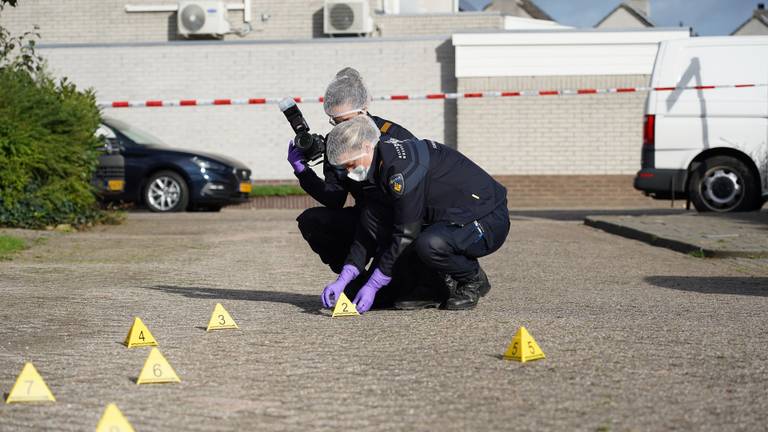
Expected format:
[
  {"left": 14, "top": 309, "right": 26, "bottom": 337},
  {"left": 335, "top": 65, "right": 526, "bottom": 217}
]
[
  {"left": 324, "top": 0, "right": 374, "bottom": 35},
  {"left": 177, "top": 0, "right": 231, "bottom": 38}
]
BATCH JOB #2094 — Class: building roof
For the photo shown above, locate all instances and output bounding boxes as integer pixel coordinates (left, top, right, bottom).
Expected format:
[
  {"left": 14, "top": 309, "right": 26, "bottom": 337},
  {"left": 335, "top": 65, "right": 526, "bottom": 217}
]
[
  {"left": 483, "top": 0, "right": 553, "bottom": 21},
  {"left": 595, "top": 2, "right": 654, "bottom": 28},
  {"left": 519, "top": 0, "right": 552, "bottom": 21},
  {"left": 731, "top": 6, "right": 768, "bottom": 35}
]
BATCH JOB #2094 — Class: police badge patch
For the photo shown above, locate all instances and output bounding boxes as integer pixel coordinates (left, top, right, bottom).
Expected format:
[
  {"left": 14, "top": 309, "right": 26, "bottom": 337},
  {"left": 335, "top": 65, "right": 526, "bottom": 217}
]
[{"left": 389, "top": 173, "right": 404, "bottom": 195}]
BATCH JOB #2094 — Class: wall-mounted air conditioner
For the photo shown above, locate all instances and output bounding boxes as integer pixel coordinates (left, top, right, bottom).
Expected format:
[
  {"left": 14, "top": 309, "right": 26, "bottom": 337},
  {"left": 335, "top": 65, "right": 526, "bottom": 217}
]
[
  {"left": 324, "top": 0, "right": 374, "bottom": 35},
  {"left": 177, "top": 0, "right": 231, "bottom": 38}
]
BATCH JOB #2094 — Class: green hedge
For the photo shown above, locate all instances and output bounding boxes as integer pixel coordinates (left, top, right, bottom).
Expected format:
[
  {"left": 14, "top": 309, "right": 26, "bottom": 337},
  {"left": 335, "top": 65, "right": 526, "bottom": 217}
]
[
  {"left": 249, "top": 184, "right": 307, "bottom": 197},
  {"left": 0, "top": 67, "right": 103, "bottom": 228}
]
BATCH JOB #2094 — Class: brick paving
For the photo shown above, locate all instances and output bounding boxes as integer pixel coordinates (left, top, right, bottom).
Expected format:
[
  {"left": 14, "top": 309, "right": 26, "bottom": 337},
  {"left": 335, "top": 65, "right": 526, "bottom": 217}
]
[
  {"left": 586, "top": 210, "right": 768, "bottom": 258},
  {"left": 1, "top": 209, "right": 767, "bottom": 431}
]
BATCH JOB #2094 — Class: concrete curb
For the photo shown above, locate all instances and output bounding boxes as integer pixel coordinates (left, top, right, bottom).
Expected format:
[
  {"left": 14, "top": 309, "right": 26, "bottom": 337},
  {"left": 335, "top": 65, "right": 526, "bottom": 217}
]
[{"left": 583, "top": 216, "right": 768, "bottom": 258}]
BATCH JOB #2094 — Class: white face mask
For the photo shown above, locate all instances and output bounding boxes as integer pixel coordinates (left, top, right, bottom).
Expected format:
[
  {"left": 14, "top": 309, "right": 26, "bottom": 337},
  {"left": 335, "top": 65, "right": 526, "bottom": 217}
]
[
  {"left": 336, "top": 149, "right": 371, "bottom": 182},
  {"left": 347, "top": 165, "right": 369, "bottom": 182}
]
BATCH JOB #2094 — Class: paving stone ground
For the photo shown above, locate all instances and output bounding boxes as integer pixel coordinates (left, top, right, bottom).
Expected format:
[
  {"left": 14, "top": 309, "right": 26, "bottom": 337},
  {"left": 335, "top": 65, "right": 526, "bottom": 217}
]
[
  {"left": 585, "top": 210, "right": 768, "bottom": 258},
  {"left": 1, "top": 209, "right": 767, "bottom": 431}
]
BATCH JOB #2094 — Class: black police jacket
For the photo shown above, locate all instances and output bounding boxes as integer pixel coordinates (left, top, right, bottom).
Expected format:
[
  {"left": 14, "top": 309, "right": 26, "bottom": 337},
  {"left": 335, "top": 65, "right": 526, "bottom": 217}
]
[
  {"left": 345, "top": 138, "right": 507, "bottom": 276},
  {"left": 294, "top": 114, "right": 415, "bottom": 209}
]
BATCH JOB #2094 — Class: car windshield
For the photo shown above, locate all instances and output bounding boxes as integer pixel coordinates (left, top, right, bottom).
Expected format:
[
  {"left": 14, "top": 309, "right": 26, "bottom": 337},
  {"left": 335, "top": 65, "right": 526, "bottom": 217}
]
[{"left": 103, "top": 117, "right": 168, "bottom": 146}]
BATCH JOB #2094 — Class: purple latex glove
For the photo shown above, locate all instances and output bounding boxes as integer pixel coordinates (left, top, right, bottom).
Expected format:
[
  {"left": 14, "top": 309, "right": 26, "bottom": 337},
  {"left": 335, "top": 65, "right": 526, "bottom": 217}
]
[
  {"left": 322, "top": 264, "right": 360, "bottom": 308},
  {"left": 353, "top": 268, "right": 392, "bottom": 314},
  {"left": 287, "top": 140, "right": 307, "bottom": 174}
]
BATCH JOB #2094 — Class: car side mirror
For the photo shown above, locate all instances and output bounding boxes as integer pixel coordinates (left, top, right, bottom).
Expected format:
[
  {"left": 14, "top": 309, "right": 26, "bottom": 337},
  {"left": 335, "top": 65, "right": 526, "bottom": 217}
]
[
  {"left": 98, "top": 137, "right": 120, "bottom": 154},
  {"left": 107, "top": 138, "right": 123, "bottom": 153},
  {"left": 95, "top": 124, "right": 121, "bottom": 154}
]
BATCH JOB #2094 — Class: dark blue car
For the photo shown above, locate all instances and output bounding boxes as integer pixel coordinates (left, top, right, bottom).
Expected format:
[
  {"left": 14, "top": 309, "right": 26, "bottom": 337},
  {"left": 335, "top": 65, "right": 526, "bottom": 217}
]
[{"left": 98, "top": 117, "right": 252, "bottom": 212}]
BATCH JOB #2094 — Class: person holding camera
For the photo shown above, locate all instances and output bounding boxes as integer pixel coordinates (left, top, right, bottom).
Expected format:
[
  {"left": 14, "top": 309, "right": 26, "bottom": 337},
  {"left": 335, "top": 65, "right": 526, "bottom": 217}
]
[
  {"left": 287, "top": 68, "right": 422, "bottom": 305},
  {"left": 289, "top": 69, "right": 414, "bottom": 270},
  {"left": 322, "top": 116, "right": 510, "bottom": 312}
]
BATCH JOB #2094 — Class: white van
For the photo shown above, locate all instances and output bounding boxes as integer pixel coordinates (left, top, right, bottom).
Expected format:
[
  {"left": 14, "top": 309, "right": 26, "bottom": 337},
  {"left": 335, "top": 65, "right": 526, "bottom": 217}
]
[{"left": 634, "top": 36, "right": 768, "bottom": 212}]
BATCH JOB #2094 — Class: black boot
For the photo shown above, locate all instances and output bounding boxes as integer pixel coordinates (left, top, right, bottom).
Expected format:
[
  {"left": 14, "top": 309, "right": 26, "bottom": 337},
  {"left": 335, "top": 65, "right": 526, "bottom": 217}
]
[
  {"left": 394, "top": 289, "right": 442, "bottom": 310},
  {"left": 477, "top": 267, "right": 491, "bottom": 297},
  {"left": 444, "top": 269, "right": 489, "bottom": 310},
  {"left": 394, "top": 269, "right": 446, "bottom": 310}
]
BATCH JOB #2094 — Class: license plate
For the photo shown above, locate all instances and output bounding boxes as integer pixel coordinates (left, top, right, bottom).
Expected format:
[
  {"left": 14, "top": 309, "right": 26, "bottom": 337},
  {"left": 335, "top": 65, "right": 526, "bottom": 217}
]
[
  {"left": 239, "top": 182, "right": 252, "bottom": 193},
  {"left": 107, "top": 180, "right": 125, "bottom": 191}
]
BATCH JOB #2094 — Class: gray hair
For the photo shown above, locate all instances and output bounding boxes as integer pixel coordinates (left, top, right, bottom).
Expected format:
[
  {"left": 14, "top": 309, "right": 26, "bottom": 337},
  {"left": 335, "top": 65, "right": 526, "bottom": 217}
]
[
  {"left": 326, "top": 116, "right": 381, "bottom": 166},
  {"left": 323, "top": 68, "right": 370, "bottom": 117},
  {"left": 335, "top": 67, "right": 362, "bottom": 81}
]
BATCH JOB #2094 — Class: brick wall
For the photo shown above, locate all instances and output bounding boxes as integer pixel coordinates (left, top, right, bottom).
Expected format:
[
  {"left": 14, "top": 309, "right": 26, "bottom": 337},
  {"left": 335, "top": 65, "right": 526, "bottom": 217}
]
[
  {"left": 455, "top": 75, "right": 655, "bottom": 207},
  {"left": 0, "top": 0, "right": 322, "bottom": 42},
  {"left": 496, "top": 175, "right": 668, "bottom": 208},
  {"left": 457, "top": 75, "right": 650, "bottom": 176},
  {"left": 38, "top": 37, "right": 456, "bottom": 181},
  {"left": 375, "top": 12, "right": 503, "bottom": 36},
  {"left": 0, "top": 1, "right": 502, "bottom": 43}
]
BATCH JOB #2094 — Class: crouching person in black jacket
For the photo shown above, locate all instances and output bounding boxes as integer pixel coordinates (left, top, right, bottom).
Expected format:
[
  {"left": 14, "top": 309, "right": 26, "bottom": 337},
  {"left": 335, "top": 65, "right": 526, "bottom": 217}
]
[{"left": 320, "top": 116, "right": 510, "bottom": 312}]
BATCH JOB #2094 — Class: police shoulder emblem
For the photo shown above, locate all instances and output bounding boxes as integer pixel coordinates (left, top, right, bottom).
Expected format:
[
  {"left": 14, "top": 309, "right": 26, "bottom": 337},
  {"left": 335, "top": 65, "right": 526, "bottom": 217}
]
[{"left": 389, "top": 173, "right": 404, "bottom": 195}]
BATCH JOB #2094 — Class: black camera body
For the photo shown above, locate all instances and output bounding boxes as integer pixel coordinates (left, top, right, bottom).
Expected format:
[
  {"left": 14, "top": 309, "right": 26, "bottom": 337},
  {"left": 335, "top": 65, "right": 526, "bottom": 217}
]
[{"left": 279, "top": 98, "right": 326, "bottom": 163}]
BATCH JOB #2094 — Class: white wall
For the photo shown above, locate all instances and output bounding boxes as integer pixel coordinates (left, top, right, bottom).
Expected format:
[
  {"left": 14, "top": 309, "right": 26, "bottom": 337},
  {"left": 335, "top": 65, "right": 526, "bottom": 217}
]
[
  {"left": 503, "top": 16, "right": 570, "bottom": 30},
  {"left": 457, "top": 75, "right": 650, "bottom": 176},
  {"left": 398, "top": 0, "right": 458, "bottom": 14},
  {"left": 38, "top": 38, "right": 456, "bottom": 180},
  {"left": 453, "top": 28, "right": 691, "bottom": 177},
  {"left": 0, "top": 0, "right": 499, "bottom": 43},
  {"left": 453, "top": 29, "right": 690, "bottom": 77}
]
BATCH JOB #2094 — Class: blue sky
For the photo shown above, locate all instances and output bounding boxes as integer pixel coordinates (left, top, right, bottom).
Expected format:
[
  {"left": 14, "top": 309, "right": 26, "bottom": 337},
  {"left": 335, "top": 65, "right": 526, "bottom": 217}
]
[{"left": 462, "top": 0, "right": 761, "bottom": 35}]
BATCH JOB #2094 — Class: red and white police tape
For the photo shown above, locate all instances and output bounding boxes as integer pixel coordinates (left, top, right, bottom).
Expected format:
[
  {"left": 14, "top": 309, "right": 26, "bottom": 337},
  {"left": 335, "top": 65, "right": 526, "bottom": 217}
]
[{"left": 98, "top": 83, "right": 767, "bottom": 109}]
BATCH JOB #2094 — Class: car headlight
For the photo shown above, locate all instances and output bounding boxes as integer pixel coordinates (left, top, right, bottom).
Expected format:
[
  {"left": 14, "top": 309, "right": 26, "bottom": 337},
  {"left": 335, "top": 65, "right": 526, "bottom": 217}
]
[{"left": 192, "top": 157, "right": 227, "bottom": 172}]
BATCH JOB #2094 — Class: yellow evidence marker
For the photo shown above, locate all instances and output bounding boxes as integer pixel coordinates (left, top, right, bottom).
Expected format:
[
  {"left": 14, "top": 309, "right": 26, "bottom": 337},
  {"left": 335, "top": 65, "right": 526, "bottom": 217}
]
[
  {"left": 5, "top": 362, "right": 56, "bottom": 403},
  {"left": 503, "top": 326, "right": 546, "bottom": 363},
  {"left": 96, "top": 403, "right": 135, "bottom": 432},
  {"left": 206, "top": 303, "right": 239, "bottom": 331},
  {"left": 124, "top": 317, "right": 158, "bottom": 348},
  {"left": 136, "top": 347, "right": 180, "bottom": 385},
  {"left": 331, "top": 292, "right": 360, "bottom": 317}
]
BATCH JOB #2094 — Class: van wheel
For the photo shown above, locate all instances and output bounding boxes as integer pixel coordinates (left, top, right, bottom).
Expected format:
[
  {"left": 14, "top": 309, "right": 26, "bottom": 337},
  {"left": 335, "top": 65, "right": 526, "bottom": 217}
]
[
  {"left": 144, "top": 171, "right": 189, "bottom": 212},
  {"left": 689, "top": 156, "right": 761, "bottom": 212}
]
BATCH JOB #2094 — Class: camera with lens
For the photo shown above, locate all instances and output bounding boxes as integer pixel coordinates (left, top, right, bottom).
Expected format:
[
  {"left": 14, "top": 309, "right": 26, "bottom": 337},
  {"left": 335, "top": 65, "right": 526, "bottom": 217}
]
[{"left": 279, "top": 98, "right": 326, "bottom": 163}]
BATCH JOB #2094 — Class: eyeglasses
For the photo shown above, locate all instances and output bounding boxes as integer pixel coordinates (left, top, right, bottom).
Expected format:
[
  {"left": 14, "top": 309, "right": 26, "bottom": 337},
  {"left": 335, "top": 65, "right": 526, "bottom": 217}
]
[
  {"left": 329, "top": 109, "right": 365, "bottom": 126},
  {"left": 332, "top": 152, "right": 368, "bottom": 169}
]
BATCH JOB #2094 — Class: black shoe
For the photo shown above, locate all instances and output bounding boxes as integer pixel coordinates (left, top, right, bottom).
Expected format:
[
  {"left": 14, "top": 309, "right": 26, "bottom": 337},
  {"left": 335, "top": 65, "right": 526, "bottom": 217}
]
[
  {"left": 394, "top": 297, "right": 442, "bottom": 310},
  {"left": 444, "top": 271, "right": 486, "bottom": 310},
  {"left": 477, "top": 267, "right": 491, "bottom": 297},
  {"left": 394, "top": 280, "right": 444, "bottom": 310}
]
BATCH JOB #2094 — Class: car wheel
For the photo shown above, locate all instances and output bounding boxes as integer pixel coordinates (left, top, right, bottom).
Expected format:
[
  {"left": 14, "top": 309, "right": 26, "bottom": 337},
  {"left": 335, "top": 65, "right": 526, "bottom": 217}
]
[
  {"left": 144, "top": 170, "right": 189, "bottom": 212},
  {"left": 689, "top": 156, "right": 761, "bottom": 212}
]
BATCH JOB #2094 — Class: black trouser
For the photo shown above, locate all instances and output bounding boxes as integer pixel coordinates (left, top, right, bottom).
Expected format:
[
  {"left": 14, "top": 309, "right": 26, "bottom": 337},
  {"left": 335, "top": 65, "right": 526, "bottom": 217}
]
[
  {"left": 413, "top": 201, "right": 510, "bottom": 282},
  {"left": 296, "top": 206, "right": 398, "bottom": 307},
  {"left": 297, "top": 205, "right": 426, "bottom": 308},
  {"left": 348, "top": 203, "right": 446, "bottom": 306},
  {"left": 296, "top": 206, "right": 359, "bottom": 274}
]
